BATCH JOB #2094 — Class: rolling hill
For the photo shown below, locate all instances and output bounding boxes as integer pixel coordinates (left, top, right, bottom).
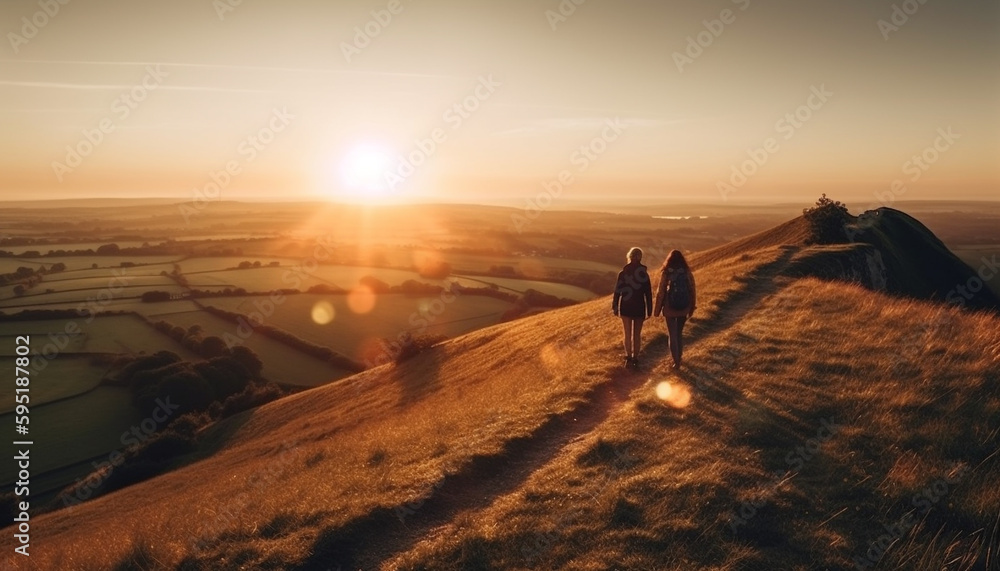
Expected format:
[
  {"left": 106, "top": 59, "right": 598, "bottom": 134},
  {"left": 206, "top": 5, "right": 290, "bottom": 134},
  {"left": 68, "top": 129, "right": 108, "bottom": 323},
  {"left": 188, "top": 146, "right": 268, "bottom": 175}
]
[{"left": 3, "top": 208, "right": 999, "bottom": 570}]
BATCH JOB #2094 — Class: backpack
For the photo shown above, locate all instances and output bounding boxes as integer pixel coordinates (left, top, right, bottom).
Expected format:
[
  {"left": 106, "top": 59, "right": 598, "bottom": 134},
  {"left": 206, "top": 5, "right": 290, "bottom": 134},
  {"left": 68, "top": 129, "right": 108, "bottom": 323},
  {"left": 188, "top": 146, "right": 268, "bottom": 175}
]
[{"left": 665, "top": 268, "right": 691, "bottom": 310}]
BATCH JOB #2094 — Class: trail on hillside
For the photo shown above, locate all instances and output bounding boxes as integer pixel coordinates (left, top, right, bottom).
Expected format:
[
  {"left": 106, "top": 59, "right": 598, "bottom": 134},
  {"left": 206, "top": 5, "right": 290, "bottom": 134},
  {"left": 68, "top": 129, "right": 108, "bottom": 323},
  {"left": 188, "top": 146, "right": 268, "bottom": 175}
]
[{"left": 298, "top": 247, "right": 801, "bottom": 570}]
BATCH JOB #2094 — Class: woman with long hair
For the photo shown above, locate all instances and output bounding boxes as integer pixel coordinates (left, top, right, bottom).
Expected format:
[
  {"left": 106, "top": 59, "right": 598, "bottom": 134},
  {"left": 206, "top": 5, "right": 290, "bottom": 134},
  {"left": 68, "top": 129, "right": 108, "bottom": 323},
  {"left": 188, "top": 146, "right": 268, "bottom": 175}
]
[
  {"left": 612, "top": 247, "right": 653, "bottom": 368},
  {"left": 653, "top": 249, "right": 697, "bottom": 369}
]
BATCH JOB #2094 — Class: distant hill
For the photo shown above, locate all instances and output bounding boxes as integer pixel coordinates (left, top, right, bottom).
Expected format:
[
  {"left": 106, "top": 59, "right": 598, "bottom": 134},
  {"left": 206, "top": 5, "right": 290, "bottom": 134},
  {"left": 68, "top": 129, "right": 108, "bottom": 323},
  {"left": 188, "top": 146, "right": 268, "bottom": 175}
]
[{"left": 3, "top": 207, "right": 998, "bottom": 570}]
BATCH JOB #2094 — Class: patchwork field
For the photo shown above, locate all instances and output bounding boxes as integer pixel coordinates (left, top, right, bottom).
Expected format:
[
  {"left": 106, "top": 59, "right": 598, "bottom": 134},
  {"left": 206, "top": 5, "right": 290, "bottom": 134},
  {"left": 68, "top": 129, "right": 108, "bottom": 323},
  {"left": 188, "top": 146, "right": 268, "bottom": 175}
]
[{"left": 0, "top": 315, "right": 199, "bottom": 357}]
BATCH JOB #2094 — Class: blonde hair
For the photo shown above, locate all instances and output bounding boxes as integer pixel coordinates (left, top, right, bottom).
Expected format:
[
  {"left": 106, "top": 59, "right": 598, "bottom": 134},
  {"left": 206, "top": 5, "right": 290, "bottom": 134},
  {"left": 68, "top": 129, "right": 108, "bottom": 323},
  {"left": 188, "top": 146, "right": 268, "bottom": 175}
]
[{"left": 626, "top": 247, "right": 643, "bottom": 263}]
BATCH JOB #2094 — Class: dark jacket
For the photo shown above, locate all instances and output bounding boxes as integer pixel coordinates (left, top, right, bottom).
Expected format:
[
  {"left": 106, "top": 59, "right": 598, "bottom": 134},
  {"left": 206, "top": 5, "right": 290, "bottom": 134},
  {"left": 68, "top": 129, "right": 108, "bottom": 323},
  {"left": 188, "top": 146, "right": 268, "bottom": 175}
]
[{"left": 612, "top": 262, "right": 653, "bottom": 319}]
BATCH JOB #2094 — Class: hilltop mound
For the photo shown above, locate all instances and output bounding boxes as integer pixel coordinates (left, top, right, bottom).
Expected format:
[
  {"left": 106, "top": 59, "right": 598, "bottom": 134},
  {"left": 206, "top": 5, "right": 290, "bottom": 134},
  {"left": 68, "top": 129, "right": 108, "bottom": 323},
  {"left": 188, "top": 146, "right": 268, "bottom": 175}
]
[
  {"left": 783, "top": 207, "right": 999, "bottom": 311},
  {"left": 696, "top": 205, "right": 999, "bottom": 312},
  {"left": 4, "top": 209, "right": 998, "bottom": 571}
]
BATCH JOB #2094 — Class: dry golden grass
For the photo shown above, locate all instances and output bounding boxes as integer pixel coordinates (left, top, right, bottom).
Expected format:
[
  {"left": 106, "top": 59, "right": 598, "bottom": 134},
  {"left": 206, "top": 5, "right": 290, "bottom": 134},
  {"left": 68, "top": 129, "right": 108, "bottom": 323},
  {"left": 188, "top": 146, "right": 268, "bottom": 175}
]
[
  {"left": 389, "top": 278, "right": 1000, "bottom": 571},
  {"left": 3, "top": 228, "right": 998, "bottom": 571}
]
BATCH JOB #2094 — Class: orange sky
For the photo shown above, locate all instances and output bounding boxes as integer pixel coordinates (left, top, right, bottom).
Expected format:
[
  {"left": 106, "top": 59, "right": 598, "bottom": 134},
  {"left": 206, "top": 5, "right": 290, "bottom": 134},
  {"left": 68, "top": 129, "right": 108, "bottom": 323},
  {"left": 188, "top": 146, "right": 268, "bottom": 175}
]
[{"left": 1, "top": 0, "right": 997, "bottom": 206}]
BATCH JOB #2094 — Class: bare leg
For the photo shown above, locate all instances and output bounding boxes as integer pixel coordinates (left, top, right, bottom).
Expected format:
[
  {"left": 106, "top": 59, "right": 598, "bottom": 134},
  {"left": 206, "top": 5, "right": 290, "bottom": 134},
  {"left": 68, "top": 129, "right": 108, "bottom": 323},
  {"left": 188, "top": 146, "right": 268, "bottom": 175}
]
[
  {"left": 621, "top": 316, "right": 635, "bottom": 357},
  {"left": 632, "top": 318, "right": 644, "bottom": 359}
]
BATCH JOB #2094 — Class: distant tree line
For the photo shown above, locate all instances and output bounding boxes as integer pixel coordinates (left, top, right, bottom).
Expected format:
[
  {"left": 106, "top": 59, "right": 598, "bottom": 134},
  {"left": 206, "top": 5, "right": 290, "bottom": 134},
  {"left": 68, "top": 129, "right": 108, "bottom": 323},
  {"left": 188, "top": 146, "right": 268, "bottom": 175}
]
[
  {"left": 0, "top": 237, "right": 275, "bottom": 259},
  {"left": 500, "top": 289, "right": 577, "bottom": 322},
  {"left": 196, "top": 304, "right": 366, "bottom": 373}
]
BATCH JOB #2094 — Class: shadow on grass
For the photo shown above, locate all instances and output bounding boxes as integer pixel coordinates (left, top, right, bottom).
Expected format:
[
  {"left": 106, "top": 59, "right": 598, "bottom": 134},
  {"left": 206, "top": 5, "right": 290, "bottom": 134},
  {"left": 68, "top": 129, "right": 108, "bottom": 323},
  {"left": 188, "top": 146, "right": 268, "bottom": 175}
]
[{"left": 296, "top": 369, "right": 654, "bottom": 569}]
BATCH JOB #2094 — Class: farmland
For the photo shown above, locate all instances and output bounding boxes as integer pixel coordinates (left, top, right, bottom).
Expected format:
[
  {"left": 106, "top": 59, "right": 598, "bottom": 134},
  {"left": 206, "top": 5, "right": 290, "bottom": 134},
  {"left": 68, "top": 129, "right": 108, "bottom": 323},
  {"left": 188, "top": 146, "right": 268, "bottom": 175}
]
[
  {"left": 147, "top": 310, "right": 355, "bottom": 387},
  {"left": 202, "top": 292, "right": 516, "bottom": 362}
]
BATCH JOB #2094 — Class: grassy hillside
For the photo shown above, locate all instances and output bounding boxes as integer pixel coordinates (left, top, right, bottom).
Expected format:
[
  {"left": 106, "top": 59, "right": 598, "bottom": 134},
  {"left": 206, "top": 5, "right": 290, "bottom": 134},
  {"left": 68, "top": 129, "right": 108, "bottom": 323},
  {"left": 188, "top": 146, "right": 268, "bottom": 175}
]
[{"left": 3, "top": 211, "right": 998, "bottom": 571}]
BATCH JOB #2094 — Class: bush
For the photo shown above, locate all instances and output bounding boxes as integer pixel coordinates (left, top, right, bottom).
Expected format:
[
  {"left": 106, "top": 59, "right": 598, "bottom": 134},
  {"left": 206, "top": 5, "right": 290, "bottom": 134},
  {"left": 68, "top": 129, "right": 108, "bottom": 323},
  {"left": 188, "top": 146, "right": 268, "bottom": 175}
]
[
  {"left": 96, "top": 243, "right": 120, "bottom": 255},
  {"left": 216, "top": 383, "right": 286, "bottom": 418},
  {"left": 395, "top": 334, "right": 448, "bottom": 364},
  {"left": 417, "top": 261, "right": 452, "bottom": 279},
  {"left": 141, "top": 291, "right": 172, "bottom": 302},
  {"left": 803, "top": 194, "right": 851, "bottom": 244}
]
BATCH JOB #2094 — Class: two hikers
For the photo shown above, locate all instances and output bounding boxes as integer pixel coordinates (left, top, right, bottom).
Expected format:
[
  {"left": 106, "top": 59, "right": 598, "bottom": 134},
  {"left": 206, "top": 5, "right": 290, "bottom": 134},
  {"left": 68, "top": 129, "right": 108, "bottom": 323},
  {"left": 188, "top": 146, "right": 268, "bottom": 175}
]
[{"left": 612, "top": 248, "right": 696, "bottom": 370}]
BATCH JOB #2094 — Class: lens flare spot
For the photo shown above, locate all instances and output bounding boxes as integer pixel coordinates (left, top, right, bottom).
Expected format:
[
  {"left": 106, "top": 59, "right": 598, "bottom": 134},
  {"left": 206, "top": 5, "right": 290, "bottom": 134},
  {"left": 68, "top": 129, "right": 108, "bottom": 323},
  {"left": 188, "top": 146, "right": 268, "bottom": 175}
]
[
  {"left": 311, "top": 301, "right": 336, "bottom": 325},
  {"left": 348, "top": 285, "right": 377, "bottom": 314},
  {"left": 518, "top": 258, "right": 547, "bottom": 279},
  {"left": 413, "top": 249, "right": 451, "bottom": 279},
  {"left": 655, "top": 381, "right": 692, "bottom": 408},
  {"left": 539, "top": 342, "right": 567, "bottom": 373}
]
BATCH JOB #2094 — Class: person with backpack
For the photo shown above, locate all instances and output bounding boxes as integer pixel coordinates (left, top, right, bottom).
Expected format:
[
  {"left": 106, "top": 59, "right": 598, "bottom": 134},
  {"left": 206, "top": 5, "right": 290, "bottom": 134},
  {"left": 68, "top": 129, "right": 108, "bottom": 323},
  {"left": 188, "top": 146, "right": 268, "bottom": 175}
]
[
  {"left": 653, "top": 249, "right": 696, "bottom": 369},
  {"left": 612, "top": 247, "right": 653, "bottom": 369}
]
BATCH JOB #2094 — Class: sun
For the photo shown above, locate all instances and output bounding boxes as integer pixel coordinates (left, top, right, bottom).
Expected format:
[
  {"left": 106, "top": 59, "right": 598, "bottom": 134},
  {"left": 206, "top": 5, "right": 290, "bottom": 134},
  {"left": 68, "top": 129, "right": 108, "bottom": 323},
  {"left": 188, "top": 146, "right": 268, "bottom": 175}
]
[{"left": 337, "top": 143, "right": 396, "bottom": 203}]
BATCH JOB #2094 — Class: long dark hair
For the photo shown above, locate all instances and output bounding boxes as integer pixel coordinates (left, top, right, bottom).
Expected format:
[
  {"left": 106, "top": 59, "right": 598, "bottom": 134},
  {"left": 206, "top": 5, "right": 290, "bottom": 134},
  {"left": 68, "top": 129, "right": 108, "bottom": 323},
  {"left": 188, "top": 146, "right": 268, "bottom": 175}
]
[{"left": 660, "top": 249, "right": 690, "bottom": 273}]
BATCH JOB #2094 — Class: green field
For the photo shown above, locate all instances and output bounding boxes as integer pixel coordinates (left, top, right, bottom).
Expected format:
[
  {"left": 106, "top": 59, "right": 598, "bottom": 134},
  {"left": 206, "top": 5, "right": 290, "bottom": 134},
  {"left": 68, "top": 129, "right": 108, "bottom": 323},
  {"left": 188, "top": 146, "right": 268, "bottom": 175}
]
[
  {"left": 35, "top": 274, "right": 177, "bottom": 291},
  {"left": 1, "top": 385, "right": 143, "bottom": 485},
  {"left": 149, "top": 310, "right": 355, "bottom": 387},
  {"left": 451, "top": 275, "right": 597, "bottom": 301},
  {"left": 204, "top": 292, "right": 515, "bottom": 361},
  {"left": 0, "top": 315, "right": 200, "bottom": 359},
  {"left": 0, "top": 356, "right": 105, "bottom": 414},
  {"left": 440, "top": 252, "right": 618, "bottom": 274}
]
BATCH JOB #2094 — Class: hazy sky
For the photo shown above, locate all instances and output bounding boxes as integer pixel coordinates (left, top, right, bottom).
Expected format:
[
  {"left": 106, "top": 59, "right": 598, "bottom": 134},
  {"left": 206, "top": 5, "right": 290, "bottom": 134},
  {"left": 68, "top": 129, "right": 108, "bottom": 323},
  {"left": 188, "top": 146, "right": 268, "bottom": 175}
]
[{"left": 1, "top": 0, "right": 997, "bottom": 207}]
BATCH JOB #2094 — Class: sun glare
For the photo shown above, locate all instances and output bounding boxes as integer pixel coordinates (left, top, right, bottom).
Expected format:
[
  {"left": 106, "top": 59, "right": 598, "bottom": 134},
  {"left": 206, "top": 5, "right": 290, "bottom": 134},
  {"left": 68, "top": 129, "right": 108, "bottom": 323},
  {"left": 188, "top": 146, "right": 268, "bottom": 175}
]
[
  {"left": 655, "top": 381, "right": 692, "bottom": 408},
  {"left": 311, "top": 301, "right": 336, "bottom": 325},
  {"left": 337, "top": 143, "right": 396, "bottom": 203}
]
